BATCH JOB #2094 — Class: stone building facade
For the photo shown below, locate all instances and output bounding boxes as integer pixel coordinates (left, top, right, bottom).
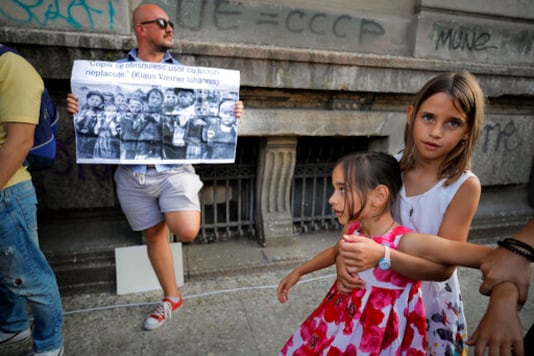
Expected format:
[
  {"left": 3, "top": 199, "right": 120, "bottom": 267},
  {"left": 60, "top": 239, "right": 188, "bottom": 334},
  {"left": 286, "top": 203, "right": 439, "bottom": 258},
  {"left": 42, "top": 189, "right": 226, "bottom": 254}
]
[{"left": 1, "top": 0, "right": 533, "bottom": 248}]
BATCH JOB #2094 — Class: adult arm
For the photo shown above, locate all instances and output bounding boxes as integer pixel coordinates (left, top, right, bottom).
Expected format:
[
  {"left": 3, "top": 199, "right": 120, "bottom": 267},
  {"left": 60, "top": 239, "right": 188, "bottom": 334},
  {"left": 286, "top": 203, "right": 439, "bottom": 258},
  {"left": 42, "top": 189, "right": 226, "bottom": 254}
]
[
  {"left": 467, "top": 282, "right": 524, "bottom": 356},
  {"left": 479, "top": 217, "right": 534, "bottom": 305},
  {"left": 0, "top": 123, "right": 35, "bottom": 189},
  {"left": 277, "top": 245, "right": 337, "bottom": 303},
  {"left": 0, "top": 51, "right": 42, "bottom": 188}
]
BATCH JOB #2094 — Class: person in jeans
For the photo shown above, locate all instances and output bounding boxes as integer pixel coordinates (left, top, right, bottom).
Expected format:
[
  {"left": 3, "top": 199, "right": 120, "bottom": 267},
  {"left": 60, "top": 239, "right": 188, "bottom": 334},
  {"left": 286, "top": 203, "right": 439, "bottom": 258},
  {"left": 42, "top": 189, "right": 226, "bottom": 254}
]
[
  {"left": 66, "top": 3, "right": 244, "bottom": 330},
  {"left": 0, "top": 44, "right": 64, "bottom": 355}
]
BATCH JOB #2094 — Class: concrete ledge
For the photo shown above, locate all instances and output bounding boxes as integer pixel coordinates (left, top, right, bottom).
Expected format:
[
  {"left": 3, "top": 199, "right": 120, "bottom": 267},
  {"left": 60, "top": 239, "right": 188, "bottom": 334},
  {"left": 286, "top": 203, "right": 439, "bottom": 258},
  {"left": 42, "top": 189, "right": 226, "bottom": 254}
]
[
  {"left": 239, "top": 109, "right": 404, "bottom": 138},
  {"left": 2, "top": 26, "right": 532, "bottom": 73}
]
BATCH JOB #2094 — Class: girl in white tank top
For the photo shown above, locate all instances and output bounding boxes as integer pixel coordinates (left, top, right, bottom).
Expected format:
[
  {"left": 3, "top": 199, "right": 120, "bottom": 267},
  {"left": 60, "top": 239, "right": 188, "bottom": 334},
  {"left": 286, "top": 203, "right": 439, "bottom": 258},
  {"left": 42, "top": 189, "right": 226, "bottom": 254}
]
[{"left": 337, "top": 71, "right": 486, "bottom": 355}]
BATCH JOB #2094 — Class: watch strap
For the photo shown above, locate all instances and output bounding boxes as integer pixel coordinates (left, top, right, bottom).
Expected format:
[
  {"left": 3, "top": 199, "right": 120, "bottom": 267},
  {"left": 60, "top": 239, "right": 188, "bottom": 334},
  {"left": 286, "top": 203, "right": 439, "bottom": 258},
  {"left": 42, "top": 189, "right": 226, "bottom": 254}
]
[{"left": 378, "top": 244, "right": 391, "bottom": 270}]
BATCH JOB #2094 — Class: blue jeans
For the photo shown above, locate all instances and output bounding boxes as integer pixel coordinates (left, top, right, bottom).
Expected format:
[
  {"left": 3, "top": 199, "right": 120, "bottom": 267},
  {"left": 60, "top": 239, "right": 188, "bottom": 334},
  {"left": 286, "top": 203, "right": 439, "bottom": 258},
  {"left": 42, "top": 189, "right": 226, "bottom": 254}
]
[{"left": 0, "top": 180, "right": 63, "bottom": 352}]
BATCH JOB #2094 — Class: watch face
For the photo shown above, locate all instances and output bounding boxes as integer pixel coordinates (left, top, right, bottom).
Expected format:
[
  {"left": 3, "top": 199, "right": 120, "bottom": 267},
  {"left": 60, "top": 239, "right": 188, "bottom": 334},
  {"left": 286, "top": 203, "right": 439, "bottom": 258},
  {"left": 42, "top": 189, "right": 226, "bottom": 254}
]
[{"left": 379, "top": 260, "right": 391, "bottom": 270}]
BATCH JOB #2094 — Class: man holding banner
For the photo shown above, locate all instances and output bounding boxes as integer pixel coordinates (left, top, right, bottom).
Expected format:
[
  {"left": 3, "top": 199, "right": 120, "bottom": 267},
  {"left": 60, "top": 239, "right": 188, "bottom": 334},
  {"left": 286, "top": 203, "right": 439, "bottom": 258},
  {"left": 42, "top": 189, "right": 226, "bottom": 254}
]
[{"left": 66, "top": 3, "right": 244, "bottom": 330}]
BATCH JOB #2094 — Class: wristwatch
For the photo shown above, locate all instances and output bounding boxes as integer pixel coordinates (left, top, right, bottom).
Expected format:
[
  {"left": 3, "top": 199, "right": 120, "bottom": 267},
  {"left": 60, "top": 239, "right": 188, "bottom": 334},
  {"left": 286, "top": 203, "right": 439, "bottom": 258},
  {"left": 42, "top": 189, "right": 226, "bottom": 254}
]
[{"left": 378, "top": 244, "right": 391, "bottom": 270}]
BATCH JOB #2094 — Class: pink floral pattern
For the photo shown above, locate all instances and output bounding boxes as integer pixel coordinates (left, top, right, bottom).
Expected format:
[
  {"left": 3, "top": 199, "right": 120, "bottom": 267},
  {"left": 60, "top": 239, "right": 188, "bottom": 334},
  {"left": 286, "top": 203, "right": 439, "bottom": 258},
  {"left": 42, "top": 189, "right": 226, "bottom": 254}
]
[{"left": 280, "top": 225, "right": 427, "bottom": 355}]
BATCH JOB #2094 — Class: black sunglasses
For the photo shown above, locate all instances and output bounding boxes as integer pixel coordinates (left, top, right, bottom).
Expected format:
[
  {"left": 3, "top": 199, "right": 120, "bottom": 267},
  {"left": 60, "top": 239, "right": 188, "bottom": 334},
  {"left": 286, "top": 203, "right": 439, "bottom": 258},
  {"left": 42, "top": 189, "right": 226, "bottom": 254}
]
[{"left": 140, "top": 18, "right": 174, "bottom": 30}]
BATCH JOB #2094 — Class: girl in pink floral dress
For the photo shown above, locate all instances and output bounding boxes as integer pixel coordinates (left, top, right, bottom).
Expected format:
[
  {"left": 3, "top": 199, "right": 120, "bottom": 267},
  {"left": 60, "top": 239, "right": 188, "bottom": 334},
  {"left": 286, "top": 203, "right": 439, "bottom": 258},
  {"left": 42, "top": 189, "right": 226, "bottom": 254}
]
[
  {"left": 336, "top": 71, "right": 486, "bottom": 355},
  {"left": 278, "top": 152, "right": 491, "bottom": 355}
]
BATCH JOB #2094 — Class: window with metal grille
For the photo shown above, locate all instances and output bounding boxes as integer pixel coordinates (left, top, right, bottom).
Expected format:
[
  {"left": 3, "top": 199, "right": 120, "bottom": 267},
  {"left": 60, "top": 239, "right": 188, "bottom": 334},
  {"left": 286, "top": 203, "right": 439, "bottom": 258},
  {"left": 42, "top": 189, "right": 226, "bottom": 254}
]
[
  {"left": 194, "top": 137, "right": 258, "bottom": 243},
  {"left": 193, "top": 136, "right": 372, "bottom": 243},
  {"left": 291, "top": 136, "right": 370, "bottom": 234}
]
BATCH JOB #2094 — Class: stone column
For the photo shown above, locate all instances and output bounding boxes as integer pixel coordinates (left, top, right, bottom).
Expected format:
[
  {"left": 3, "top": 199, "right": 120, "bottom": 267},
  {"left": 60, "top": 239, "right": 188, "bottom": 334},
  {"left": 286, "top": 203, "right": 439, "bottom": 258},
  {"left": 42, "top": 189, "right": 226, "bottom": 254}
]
[{"left": 255, "top": 137, "right": 297, "bottom": 246}]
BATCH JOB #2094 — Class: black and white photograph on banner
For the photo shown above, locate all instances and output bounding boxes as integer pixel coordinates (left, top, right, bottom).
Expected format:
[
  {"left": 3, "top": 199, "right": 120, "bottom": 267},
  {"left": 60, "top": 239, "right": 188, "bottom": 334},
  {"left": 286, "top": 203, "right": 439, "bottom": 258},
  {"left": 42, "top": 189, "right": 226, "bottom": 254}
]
[{"left": 70, "top": 60, "right": 240, "bottom": 164}]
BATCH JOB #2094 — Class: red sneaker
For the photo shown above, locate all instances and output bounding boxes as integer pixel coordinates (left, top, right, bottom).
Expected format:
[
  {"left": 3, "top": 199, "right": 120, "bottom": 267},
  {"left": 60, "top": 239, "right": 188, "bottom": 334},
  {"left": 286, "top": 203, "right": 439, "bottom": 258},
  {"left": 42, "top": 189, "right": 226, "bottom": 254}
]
[{"left": 143, "top": 296, "right": 183, "bottom": 330}]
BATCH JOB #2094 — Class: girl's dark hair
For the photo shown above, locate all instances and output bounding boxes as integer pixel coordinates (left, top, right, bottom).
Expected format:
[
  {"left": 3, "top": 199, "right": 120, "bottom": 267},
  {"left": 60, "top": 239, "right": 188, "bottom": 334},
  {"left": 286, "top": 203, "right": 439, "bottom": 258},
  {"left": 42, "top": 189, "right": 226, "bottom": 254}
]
[
  {"left": 400, "top": 71, "right": 485, "bottom": 185},
  {"left": 337, "top": 151, "right": 402, "bottom": 221}
]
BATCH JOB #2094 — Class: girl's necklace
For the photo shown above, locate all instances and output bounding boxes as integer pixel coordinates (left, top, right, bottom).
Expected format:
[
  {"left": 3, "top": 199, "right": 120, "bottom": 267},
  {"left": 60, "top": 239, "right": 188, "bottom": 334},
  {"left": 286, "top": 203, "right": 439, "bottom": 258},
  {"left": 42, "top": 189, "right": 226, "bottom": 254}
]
[{"left": 361, "top": 219, "right": 395, "bottom": 237}]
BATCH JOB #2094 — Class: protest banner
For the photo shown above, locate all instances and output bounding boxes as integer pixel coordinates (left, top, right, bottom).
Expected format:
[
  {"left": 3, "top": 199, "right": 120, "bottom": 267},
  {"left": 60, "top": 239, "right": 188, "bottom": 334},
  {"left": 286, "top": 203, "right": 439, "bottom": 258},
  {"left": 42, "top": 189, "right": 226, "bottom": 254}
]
[{"left": 70, "top": 60, "right": 240, "bottom": 164}]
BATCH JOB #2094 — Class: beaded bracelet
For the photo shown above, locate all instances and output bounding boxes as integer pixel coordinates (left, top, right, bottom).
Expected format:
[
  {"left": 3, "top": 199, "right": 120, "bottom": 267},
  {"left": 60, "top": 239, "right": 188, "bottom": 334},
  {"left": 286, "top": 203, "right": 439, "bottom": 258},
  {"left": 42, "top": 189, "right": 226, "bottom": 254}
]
[{"left": 497, "top": 238, "right": 534, "bottom": 262}]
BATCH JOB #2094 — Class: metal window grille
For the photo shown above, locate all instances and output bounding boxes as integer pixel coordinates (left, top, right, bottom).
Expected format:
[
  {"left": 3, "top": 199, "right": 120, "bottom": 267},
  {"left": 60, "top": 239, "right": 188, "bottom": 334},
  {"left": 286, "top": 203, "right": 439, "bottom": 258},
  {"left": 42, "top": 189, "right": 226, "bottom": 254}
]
[
  {"left": 194, "top": 138, "right": 258, "bottom": 243},
  {"left": 292, "top": 162, "right": 338, "bottom": 233},
  {"left": 291, "top": 137, "right": 370, "bottom": 234},
  {"left": 193, "top": 136, "right": 371, "bottom": 243}
]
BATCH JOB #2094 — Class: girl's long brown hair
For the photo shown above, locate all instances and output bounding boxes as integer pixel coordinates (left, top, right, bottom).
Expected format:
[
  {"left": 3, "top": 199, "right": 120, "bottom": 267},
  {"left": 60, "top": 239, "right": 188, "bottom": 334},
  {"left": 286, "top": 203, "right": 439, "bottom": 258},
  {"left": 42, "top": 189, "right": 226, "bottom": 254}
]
[{"left": 400, "top": 71, "right": 485, "bottom": 185}]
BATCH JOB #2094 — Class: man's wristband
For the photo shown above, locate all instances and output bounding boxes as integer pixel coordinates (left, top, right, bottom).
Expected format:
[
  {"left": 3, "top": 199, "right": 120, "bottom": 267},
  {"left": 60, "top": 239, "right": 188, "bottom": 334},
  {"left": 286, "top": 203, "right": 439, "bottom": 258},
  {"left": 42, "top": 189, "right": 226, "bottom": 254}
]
[
  {"left": 497, "top": 238, "right": 534, "bottom": 262},
  {"left": 506, "top": 237, "right": 534, "bottom": 254}
]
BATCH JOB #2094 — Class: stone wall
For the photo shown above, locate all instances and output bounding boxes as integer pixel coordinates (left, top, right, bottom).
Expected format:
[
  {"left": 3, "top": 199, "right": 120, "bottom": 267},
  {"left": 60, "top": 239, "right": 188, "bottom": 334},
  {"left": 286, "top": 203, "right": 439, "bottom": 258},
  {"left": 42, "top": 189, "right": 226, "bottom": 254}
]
[{"left": 1, "top": 0, "right": 533, "bottom": 243}]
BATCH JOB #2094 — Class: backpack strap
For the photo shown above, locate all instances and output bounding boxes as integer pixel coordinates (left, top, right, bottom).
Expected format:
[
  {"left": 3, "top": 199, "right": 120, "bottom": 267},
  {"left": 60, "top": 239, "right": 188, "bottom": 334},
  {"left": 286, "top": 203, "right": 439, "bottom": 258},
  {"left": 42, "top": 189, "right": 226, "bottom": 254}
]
[{"left": 0, "top": 45, "right": 21, "bottom": 57}]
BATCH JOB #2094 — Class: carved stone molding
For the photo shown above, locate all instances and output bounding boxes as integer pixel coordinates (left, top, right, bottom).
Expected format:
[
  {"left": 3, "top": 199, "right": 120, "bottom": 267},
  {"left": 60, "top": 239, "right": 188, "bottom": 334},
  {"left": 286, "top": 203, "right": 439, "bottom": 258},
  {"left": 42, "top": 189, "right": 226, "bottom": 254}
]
[{"left": 255, "top": 137, "right": 298, "bottom": 246}]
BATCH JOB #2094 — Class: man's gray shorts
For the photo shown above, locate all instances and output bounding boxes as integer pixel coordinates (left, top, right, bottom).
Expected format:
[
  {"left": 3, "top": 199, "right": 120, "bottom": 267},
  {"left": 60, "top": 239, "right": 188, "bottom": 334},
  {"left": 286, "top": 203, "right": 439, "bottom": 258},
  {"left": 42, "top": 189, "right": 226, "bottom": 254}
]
[{"left": 114, "top": 165, "right": 203, "bottom": 231}]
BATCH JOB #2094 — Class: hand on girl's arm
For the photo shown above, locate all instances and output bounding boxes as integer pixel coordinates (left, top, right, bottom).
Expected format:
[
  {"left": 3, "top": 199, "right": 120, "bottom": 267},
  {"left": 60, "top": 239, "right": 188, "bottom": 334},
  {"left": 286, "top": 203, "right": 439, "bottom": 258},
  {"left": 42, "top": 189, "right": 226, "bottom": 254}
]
[
  {"left": 339, "top": 234, "right": 455, "bottom": 282},
  {"left": 479, "top": 218, "right": 534, "bottom": 305},
  {"left": 467, "top": 282, "right": 523, "bottom": 356},
  {"left": 479, "top": 247, "right": 531, "bottom": 305},
  {"left": 335, "top": 254, "right": 366, "bottom": 293},
  {"left": 338, "top": 235, "right": 384, "bottom": 272}
]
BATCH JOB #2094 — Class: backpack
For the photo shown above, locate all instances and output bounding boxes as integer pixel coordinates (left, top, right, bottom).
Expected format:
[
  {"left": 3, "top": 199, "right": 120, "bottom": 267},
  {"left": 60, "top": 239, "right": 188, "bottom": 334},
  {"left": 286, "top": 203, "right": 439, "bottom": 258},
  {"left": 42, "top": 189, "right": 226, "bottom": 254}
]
[{"left": 0, "top": 45, "right": 58, "bottom": 171}]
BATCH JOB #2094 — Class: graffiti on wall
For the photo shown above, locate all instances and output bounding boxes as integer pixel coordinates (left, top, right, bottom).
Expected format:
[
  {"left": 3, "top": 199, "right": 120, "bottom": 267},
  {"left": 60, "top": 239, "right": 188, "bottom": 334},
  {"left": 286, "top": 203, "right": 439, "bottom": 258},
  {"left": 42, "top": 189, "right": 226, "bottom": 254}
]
[
  {"left": 433, "top": 21, "right": 534, "bottom": 57},
  {"left": 481, "top": 121, "right": 522, "bottom": 154},
  {"left": 170, "top": 0, "right": 385, "bottom": 42},
  {"left": 434, "top": 23, "right": 498, "bottom": 52},
  {"left": 2, "top": 0, "right": 533, "bottom": 60},
  {"left": 474, "top": 119, "right": 532, "bottom": 185},
  {"left": 0, "top": 0, "right": 119, "bottom": 30},
  {"left": 1, "top": 0, "right": 386, "bottom": 47}
]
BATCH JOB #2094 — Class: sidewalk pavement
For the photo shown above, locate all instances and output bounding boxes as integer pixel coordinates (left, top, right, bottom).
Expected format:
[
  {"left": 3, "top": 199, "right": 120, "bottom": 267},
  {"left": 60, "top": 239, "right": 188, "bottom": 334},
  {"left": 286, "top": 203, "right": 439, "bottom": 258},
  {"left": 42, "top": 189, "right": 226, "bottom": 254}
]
[{"left": 3, "top": 232, "right": 534, "bottom": 356}]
